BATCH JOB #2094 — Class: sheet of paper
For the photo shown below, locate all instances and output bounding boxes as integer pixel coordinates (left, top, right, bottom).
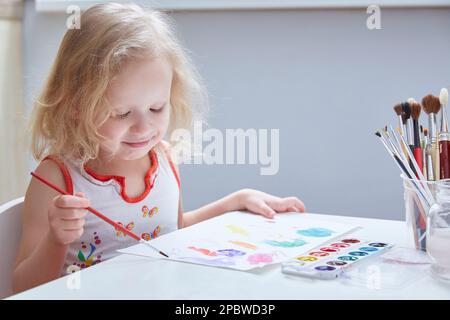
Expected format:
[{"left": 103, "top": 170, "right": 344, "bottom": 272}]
[{"left": 118, "top": 211, "right": 360, "bottom": 270}]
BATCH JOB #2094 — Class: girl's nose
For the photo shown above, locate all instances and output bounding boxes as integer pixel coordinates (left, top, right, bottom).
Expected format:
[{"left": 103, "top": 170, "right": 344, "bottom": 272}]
[{"left": 130, "top": 115, "right": 152, "bottom": 135}]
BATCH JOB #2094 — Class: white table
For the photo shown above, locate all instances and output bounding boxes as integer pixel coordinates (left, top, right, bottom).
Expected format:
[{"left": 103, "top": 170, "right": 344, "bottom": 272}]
[{"left": 8, "top": 213, "right": 450, "bottom": 300}]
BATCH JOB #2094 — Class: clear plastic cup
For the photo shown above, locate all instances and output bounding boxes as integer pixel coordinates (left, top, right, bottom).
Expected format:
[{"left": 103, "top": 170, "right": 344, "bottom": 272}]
[{"left": 401, "top": 174, "right": 436, "bottom": 251}]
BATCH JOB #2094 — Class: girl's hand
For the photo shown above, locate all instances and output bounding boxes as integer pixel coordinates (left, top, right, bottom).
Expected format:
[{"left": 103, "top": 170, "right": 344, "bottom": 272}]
[
  {"left": 237, "top": 189, "right": 305, "bottom": 219},
  {"left": 47, "top": 192, "right": 90, "bottom": 246}
]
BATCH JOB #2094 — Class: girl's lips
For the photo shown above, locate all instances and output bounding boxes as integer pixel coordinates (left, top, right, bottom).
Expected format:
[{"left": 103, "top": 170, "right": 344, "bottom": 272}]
[{"left": 122, "top": 139, "right": 151, "bottom": 148}]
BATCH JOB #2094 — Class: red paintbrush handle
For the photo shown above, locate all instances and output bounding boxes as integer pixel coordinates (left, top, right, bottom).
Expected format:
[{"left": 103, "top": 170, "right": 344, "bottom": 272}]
[
  {"left": 31, "top": 172, "right": 141, "bottom": 241},
  {"left": 440, "top": 140, "right": 450, "bottom": 179},
  {"left": 413, "top": 147, "right": 423, "bottom": 178},
  {"left": 87, "top": 206, "right": 140, "bottom": 241}
]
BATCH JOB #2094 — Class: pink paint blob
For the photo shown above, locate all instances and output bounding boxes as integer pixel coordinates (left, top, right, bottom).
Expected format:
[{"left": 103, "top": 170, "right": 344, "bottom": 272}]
[
  {"left": 331, "top": 243, "right": 350, "bottom": 248},
  {"left": 247, "top": 253, "right": 274, "bottom": 265}
]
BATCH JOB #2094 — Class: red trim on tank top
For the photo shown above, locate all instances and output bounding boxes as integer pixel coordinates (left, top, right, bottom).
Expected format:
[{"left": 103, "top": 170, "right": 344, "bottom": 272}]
[
  {"left": 83, "top": 149, "right": 158, "bottom": 203},
  {"left": 41, "top": 155, "right": 74, "bottom": 195}
]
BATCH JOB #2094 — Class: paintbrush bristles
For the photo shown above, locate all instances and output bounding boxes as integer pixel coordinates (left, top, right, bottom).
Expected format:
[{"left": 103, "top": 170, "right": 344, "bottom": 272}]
[
  {"left": 394, "top": 103, "right": 403, "bottom": 116},
  {"left": 410, "top": 102, "right": 421, "bottom": 121},
  {"left": 402, "top": 102, "right": 411, "bottom": 119},
  {"left": 401, "top": 114, "right": 408, "bottom": 125},
  {"left": 422, "top": 94, "right": 441, "bottom": 114},
  {"left": 440, "top": 88, "right": 449, "bottom": 106}
]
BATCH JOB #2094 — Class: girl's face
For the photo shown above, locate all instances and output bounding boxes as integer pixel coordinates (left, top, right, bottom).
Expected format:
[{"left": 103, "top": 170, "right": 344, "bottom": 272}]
[{"left": 98, "top": 56, "right": 172, "bottom": 161}]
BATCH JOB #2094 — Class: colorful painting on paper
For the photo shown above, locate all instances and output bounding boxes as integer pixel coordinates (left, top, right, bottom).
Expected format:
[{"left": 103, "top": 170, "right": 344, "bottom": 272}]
[{"left": 118, "top": 211, "right": 359, "bottom": 270}]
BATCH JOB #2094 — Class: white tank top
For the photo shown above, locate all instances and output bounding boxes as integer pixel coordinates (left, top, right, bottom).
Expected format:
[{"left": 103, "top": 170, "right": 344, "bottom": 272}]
[{"left": 43, "top": 146, "right": 180, "bottom": 275}]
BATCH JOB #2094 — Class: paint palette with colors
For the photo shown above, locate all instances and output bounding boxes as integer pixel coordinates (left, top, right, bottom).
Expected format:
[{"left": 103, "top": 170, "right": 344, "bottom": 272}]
[{"left": 281, "top": 238, "right": 393, "bottom": 279}]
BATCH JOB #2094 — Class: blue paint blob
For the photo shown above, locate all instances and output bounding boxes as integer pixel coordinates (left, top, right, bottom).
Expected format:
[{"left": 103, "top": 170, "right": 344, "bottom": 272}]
[
  {"left": 338, "top": 256, "right": 358, "bottom": 261},
  {"left": 217, "top": 249, "right": 246, "bottom": 257},
  {"left": 264, "top": 238, "right": 307, "bottom": 248},
  {"left": 296, "top": 228, "right": 334, "bottom": 237},
  {"left": 359, "top": 247, "right": 378, "bottom": 252},
  {"left": 348, "top": 251, "right": 369, "bottom": 257}
]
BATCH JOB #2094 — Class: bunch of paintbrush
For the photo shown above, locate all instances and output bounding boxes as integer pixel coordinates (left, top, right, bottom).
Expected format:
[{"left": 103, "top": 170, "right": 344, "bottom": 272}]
[
  {"left": 392, "top": 91, "right": 449, "bottom": 182},
  {"left": 377, "top": 89, "right": 450, "bottom": 250}
]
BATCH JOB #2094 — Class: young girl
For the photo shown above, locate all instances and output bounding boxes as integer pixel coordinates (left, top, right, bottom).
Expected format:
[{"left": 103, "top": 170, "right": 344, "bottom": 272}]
[{"left": 13, "top": 3, "right": 305, "bottom": 293}]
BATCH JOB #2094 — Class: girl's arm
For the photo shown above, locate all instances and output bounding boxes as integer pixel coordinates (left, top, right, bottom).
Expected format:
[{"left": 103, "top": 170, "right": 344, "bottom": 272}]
[
  {"left": 182, "top": 190, "right": 243, "bottom": 228},
  {"left": 182, "top": 189, "right": 305, "bottom": 228},
  {"left": 12, "top": 161, "right": 71, "bottom": 293}
]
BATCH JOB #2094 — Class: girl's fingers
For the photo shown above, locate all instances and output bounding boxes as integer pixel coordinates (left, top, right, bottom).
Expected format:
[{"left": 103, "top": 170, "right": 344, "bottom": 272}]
[
  {"left": 61, "top": 219, "right": 86, "bottom": 231},
  {"left": 63, "top": 229, "right": 84, "bottom": 241},
  {"left": 59, "top": 209, "right": 87, "bottom": 220},
  {"left": 54, "top": 194, "right": 90, "bottom": 208},
  {"left": 265, "top": 196, "right": 306, "bottom": 213},
  {"left": 253, "top": 201, "right": 276, "bottom": 219},
  {"left": 266, "top": 197, "right": 292, "bottom": 212},
  {"left": 265, "top": 197, "right": 285, "bottom": 212},
  {"left": 291, "top": 198, "right": 306, "bottom": 213},
  {"left": 51, "top": 216, "right": 84, "bottom": 230}
]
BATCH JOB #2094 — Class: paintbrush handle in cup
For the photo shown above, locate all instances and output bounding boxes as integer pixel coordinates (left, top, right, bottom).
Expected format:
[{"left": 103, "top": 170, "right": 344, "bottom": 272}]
[
  {"left": 431, "top": 141, "right": 440, "bottom": 181},
  {"left": 439, "top": 134, "right": 450, "bottom": 179}
]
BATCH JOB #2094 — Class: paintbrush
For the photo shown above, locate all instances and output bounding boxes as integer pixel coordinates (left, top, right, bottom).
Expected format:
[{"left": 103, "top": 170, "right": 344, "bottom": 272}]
[
  {"left": 394, "top": 103, "right": 405, "bottom": 137},
  {"left": 394, "top": 103, "right": 410, "bottom": 162},
  {"left": 401, "top": 107, "right": 409, "bottom": 145},
  {"left": 410, "top": 100, "right": 423, "bottom": 176},
  {"left": 403, "top": 102, "right": 414, "bottom": 152},
  {"left": 423, "top": 128, "right": 429, "bottom": 180},
  {"left": 422, "top": 94, "right": 441, "bottom": 180},
  {"left": 420, "top": 125, "right": 424, "bottom": 149},
  {"left": 440, "top": 88, "right": 449, "bottom": 133},
  {"left": 408, "top": 100, "right": 428, "bottom": 236},
  {"left": 439, "top": 88, "right": 450, "bottom": 179},
  {"left": 402, "top": 101, "right": 417, "bottom": 176},
  {"left": 425, "top": 128, "right": 435, "bottom": 181}
]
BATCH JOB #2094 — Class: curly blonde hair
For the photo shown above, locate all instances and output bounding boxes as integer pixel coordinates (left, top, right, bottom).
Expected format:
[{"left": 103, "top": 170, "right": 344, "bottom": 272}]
[{"left": 30, "top": 2, "right": 206, "bottom": 163}]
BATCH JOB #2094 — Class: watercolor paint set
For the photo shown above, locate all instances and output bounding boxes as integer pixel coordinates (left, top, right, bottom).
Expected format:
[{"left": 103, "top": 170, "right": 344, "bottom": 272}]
[{"left": 281, "top": 238, "right": 393, "bottom": 280}]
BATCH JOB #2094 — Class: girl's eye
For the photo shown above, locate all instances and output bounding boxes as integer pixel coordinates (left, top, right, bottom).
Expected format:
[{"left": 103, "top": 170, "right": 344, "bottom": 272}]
[
  {"left": 150, "top": 104, "right": 166, "bottom": 113},
  {"left": 116, "top": 111, "right": 131, "bottom": 119}
]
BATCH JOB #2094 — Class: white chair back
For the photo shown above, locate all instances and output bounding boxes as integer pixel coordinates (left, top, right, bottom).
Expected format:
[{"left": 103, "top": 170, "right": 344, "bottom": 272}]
[{"left": 0, "top": 197, "right": 24, "bottom": 299}]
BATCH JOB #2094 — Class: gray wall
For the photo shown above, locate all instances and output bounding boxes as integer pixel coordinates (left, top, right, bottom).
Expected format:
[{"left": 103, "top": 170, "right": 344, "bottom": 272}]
[{"left": 22, "top": 1, "right": 450, "bottom": 220}]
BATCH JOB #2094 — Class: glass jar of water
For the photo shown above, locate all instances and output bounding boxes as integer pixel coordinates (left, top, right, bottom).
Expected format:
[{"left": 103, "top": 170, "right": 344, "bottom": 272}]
[{"left": 428, "top": 179, "right": 450, "bottom": 281}]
